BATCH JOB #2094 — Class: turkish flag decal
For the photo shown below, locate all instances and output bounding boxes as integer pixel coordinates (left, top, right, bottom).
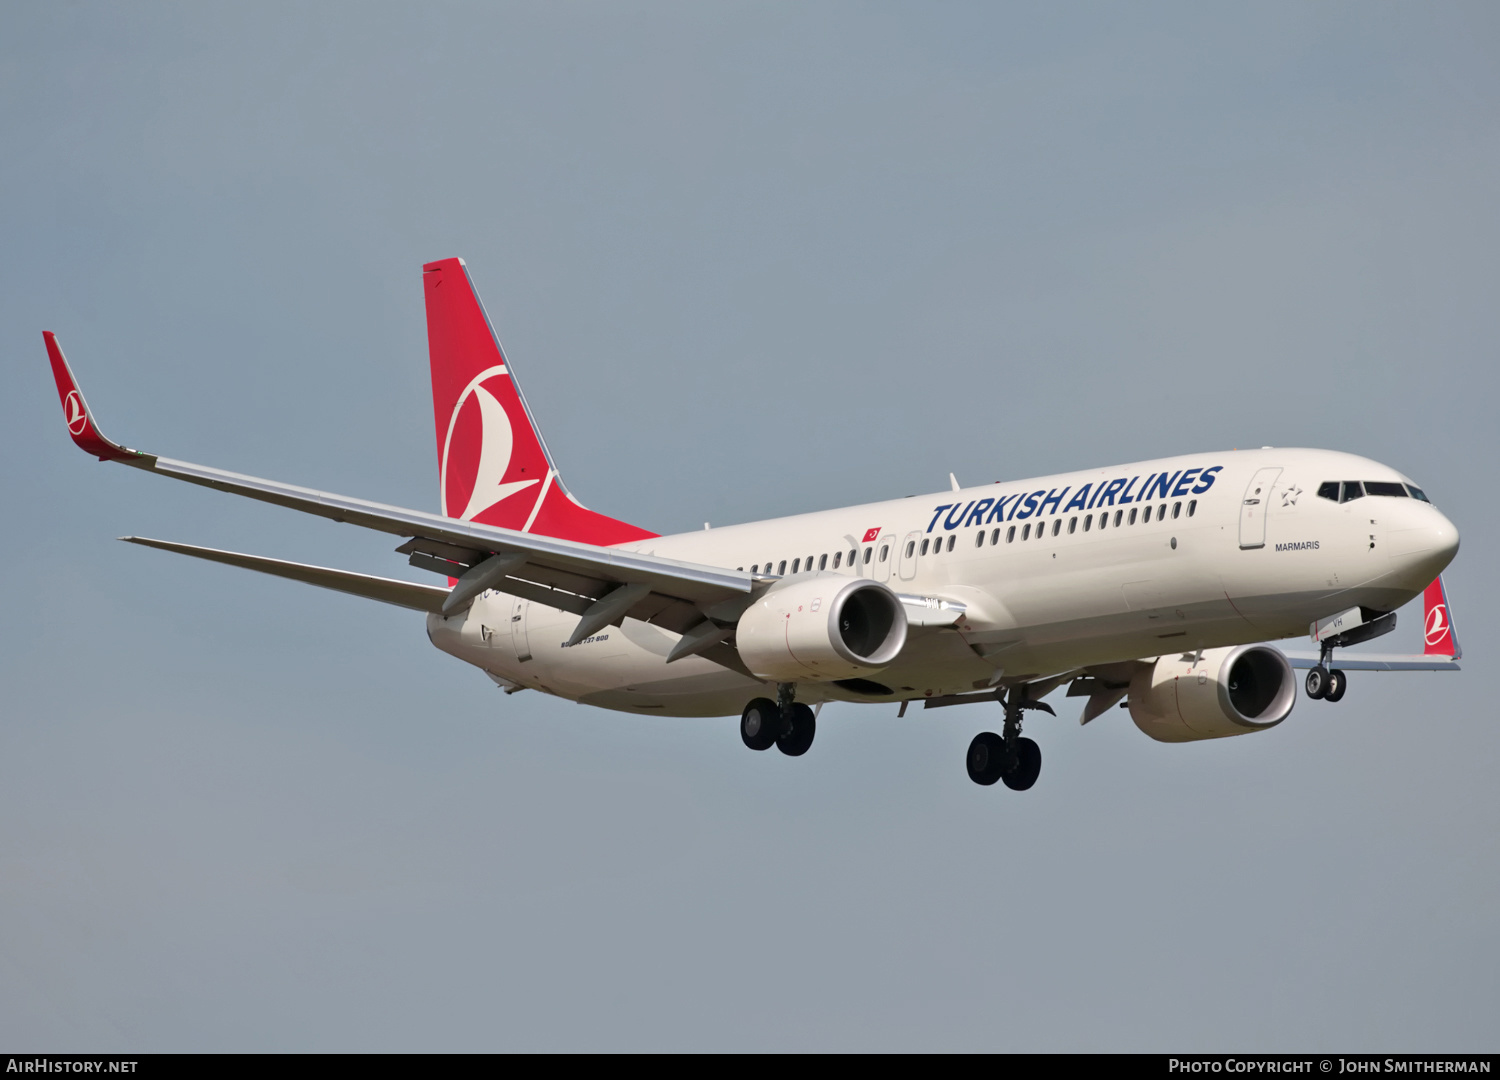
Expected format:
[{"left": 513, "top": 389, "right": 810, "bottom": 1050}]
[{"left": 862, "top": 527, "right": 881, "bottom": 543}]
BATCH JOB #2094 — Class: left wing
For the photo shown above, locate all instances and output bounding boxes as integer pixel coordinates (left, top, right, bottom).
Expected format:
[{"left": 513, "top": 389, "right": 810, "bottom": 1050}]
[{"left": 46, "top": 333, "right": 754, "bottom": 650}]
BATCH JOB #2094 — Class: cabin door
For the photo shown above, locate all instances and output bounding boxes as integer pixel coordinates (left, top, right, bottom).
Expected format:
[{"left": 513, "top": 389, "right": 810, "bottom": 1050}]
[{"left": 1239, "top": 467, "right": 1282, "bottom": 550}]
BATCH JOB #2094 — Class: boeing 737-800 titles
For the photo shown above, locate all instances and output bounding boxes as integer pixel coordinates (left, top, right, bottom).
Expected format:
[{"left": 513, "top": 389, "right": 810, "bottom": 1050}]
[{"left": 45, "top": 258, "right": 1462, "bottom": 789}]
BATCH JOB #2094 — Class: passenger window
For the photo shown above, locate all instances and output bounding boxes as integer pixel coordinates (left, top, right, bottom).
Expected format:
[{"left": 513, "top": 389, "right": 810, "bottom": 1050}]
[
  {"left": 991, "top": 528, "right": 1000, "bottom": 545},
  {"left": 975, "top": 531, "right": 984, "bottom": 548},
  {"left": 750, "top": 564, "right": 758, "bottom": 573},
  {"left": 863, "top": 547, "right": 873, "bottom": 564},
  {"left": 1128, "top": 508, "right": 1137, "bottom": 525},
  {"left": 1006, "top": 526, "right": 1016, "bottom": 543},
  {"left": 1317, "top": 481, "right": 1340, "bottom": 501},
  {"left": 905, "top": 541, "right": 915, "bottom": 558},
  {"left": 1406, "top": 485, "right": 1430, "bottom": 503},
  {"left": 1084, "top": 514, "right": 1092, "bottom": 531},
  {"left": 777, "top": 560, "right": 787, "bottom": 575},
  {"left": 1172, "top": 502, "right": 1181, "bottom": 519},
  {"left": 792, "top": 558, "right": 800, "bottom": 573},
  {"left": 819, "top": 554, "right": 827, "bottom": 570},
  {"left": 1157, "top": 504, "right": 1166, "bottom": 521},
  {"left": 1098, "top": 512, "right": 1107, "bottom": 530},
  {"left": 1341, "top": 481, "right": 1364, "bottom": 502},
  {"left": 849, "top": 548, "right": 857, "bottom": 565},
  {"left": 1114, "top": 510, "right": 1123, "bottom": 527},
  {"left": 946, "top": 535, "right": 955, "bottom": 552},
  {"left": 1022, "top": 523, "right": 1031, "bottom": 540},
  {"left": 833, "top": 552, "right": 841, "bottom": 569},
  {"left": 920, "top": 538, "right": 929, "bottom": 555},
  {"left": 1052, "top": 519, "right": 1061, "bottom": 536},
  {"left": 1365, "top": 481, "right": 1408, "bottom": 498},
  {"left": 1068, "top": 517, "right": 1077, "bottom": 534},
  {"left": 879, "top": 544, "right": 889, "bottom": 562},
  {"left": 1188, "top": 500, "right": 1196, "bottom": 517}
]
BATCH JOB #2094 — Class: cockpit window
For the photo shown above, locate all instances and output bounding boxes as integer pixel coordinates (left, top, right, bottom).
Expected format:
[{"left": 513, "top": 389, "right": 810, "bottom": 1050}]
[
  {"left": 1364, "top": 481, "right": 1408, "bottom": 498},
  {"left": 1317, "top": 482, "right": 1340, "bottom": 502},
  {"left": 1341, "top": 481, "right": 1364, "bottom": 502},
  {"left": 1406, "top": 485, "right": 1430, "bottom": 503}
]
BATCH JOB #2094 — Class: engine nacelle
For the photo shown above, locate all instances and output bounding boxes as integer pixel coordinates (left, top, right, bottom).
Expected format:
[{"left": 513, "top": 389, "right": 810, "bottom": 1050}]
[
  {"left": 736, "top": 575, "right": 907, "bottom": 682},
  {"left": 1130, "top": 645, "right": 1296, "bottom": 743}
]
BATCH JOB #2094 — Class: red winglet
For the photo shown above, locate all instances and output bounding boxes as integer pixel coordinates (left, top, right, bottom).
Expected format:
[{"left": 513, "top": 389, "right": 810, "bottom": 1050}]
[
  {"left": 1422, "top": 575, "right": 1461, "bottom": 658},
  {"left": 43, "top": 332, "right": 143, "bottom": 463}
]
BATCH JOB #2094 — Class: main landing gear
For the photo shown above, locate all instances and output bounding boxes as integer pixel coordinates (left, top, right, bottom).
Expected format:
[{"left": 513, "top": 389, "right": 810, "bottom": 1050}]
[
  {"left": 740, "top": 684, "right": 816, "bottom": 757},
  {"left": 967, "top": 688, "right": 1051, "bottom": 790}
]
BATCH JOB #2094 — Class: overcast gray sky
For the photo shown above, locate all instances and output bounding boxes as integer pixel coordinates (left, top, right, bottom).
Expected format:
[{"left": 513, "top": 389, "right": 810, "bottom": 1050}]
[{"left": 2, "top": 2, "right": 1497, "bottom": 1050}]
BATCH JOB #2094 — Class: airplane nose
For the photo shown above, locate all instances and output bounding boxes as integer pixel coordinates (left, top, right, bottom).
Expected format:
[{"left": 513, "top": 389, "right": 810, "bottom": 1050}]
[
  {"left": 1387, "top": 506, "right": 1459, "bottom": 586},
  {"left": 1433, "top": 512, "right": 1460, "bottom": 565}
]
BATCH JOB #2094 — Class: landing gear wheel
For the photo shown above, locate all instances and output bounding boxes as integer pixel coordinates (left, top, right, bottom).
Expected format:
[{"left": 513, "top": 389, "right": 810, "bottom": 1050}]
[
  {"left": 1324, "top": 669, "right": 1347, "bottom": 703},
  {"left": 777, "top": 703, "right": 816, "bottom": 756},
  {"left": 967, "top": 732, "right": 1006, "bottom": 786},
  {"left": 741, "top": 698, "right": 780, "bottom": 751},
  {"left": 1305, "top": 666, "right": 1330, "bottom": 700},
  {"left": 1001, "top": 737, "right": 1041, "bottom": 791}
]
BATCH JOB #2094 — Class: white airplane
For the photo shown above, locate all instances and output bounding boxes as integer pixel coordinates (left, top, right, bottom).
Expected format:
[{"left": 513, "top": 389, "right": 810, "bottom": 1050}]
[{"left": 45, "top": 257, "right": 1463, "bottom": 789}]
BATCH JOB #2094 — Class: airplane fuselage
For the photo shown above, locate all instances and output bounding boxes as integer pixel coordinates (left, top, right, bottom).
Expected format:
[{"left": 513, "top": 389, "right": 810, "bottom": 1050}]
[{"left": 428, "top": 447, "right": 1458, "bottom": 717}]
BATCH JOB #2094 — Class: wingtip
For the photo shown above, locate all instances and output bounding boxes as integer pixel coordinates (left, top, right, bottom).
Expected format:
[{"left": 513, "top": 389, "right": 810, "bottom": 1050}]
[{"left": 43, "top": 333, "right": 150, "bottom": 464}]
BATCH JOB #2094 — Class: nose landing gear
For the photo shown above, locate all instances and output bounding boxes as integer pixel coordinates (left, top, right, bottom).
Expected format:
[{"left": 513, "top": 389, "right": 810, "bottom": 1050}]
[
  {"left": 1306, "top": 665, "right": 1347, "bottom": 701},
  {"left": 1305, "top": 632, "right": 1350, "bottom": 705},
  {"left": 967, "top": 688, "right": 1050, "bottom": 789}
]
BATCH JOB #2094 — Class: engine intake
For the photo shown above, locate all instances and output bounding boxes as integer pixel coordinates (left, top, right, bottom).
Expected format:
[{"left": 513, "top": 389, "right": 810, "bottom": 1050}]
[
  {"left": 736, "top": 575, "right": 907, "bottom": 682},
  {"left": 1130, "top": 644, "right": 1296, "bottom": 743}
]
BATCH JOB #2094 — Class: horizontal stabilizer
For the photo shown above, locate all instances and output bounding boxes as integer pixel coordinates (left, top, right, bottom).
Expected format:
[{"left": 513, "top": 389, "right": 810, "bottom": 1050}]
[{"left": 121, "top": 537, "right": 451, "bottom": 613}]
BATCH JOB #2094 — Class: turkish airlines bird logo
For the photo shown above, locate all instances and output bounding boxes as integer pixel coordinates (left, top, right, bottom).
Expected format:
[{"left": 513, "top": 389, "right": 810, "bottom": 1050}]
[
  {"left": 440, "top": 365, "right": 542, "bottom": 522},
  {"left": 862, "top": 527, "right": 881, "bottom": 543},
  {"left": 64, "top": 390, "right": 88, "bottom": 436},
  {"left": 1424, "top": 603, "right": 1449, "bottom": 647}
]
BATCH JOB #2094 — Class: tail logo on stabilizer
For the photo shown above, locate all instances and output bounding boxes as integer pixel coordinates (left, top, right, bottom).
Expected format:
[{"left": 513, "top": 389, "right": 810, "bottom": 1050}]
[
  {"left": 65, "top": 390, "right": 88, "bottom": 435},
  {"left": 1424, "top": 602, "right": 1449, "bottom": 648},
  {"left": 439, "top": 364, "right": 541, "bottom": 522}
]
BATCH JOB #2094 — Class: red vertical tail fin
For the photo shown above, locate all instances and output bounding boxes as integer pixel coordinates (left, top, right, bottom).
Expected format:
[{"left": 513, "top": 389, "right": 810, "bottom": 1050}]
[
  {"left": 1422, "top": 575, "right": 1461, "bottom": 658},
  {"left": 422, "top": 258, "right": 656, "bottom": 545}
]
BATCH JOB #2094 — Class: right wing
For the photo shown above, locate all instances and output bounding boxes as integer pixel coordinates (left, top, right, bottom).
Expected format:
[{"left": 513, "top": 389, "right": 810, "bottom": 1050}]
[{"left": 46, "top": 333, "right": 755, "bottom": 647}]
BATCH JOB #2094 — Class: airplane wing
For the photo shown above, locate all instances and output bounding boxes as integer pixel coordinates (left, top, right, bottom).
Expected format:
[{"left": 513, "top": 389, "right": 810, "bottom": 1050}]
[
  {"left": 1282, "top": 574, "right": 1461, "bottom": 672},
  {"left": 46, "top": 333, "right": 753, "bottom": 647},
  {"left": 1280, "top": 653, "right": 1460, "bottom": 672}
]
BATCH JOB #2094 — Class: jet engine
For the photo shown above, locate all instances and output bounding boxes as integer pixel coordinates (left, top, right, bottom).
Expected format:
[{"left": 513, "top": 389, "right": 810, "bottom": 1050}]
[
  {"left": 736, "top": 575, "right": 907, "bottom": 682},
  {"left": 1129, "top": 645, "right": 1296, "bottom": 743}
]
